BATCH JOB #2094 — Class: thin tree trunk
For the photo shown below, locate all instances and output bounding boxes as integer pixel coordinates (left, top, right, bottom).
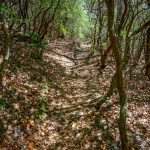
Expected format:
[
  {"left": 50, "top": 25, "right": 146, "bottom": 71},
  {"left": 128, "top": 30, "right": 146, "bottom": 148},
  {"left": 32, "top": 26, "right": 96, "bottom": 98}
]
[
  {"left": 95, "top": 73, "right": 116, "bottom": 110},
  {"left": 0, "top": 1, "right": 11, "bottom": 85},
  {"left": 100, "top": 45, "right": 112, "bottom": 68},
  {"left": 105, "top": 0, "right": 129, "bottom": 149},
  {"left": 145, "top": 27, "right": 150, "bottom": 79}
]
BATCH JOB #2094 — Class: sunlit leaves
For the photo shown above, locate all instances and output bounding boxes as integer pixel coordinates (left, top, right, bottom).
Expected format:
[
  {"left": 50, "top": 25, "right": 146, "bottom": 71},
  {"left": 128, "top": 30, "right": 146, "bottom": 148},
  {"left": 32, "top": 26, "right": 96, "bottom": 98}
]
[{"left": 54, "top": 0, "right": 93, "bottom": 40}]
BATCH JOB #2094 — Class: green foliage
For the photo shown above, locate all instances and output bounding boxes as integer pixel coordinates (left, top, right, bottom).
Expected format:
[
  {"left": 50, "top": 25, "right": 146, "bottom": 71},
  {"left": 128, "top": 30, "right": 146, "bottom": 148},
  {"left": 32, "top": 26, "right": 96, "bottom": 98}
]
[
  {"left": 54, "top": 0, "right": 93, "bottom": 41},
  {"left": 22, "top": 32, "right": 49, "bottom": 60},
  {"left": 91, "top": 46, "right": 97, "bottom": 53},
  {"left": 0, "top": 6, "right": 20, "bottom": 25},
  {"left": 23, "top": 31, "right": 41, "bottom": 42},
  {"left": 38, "top": 95, "right": 47, "bottom": 102},
  {"left": 0, "top": 102, "right": 5, "bottom": 111},
  {"left": 29, "top": 42, "right": 48, "bottom": 50},
  {"left": 35, "top": 95, "right": 48, "bottom": 121},
  {"left": 0, "top": 6, "right": 9, "bottom": 14},
  {"left": 120, "top": 30, "right": 127, "bottom": 39},
  {"left": 29, "top": 42, "right": 48, "bottom": 60}
]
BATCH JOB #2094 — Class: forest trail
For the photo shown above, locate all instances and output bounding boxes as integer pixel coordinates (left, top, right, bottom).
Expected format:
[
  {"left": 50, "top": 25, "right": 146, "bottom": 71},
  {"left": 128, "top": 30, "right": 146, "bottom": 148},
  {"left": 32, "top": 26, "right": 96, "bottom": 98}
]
[
  {"left": 0, "top": 39, "right": 150, "bottom": 149},
  {"left": 44, "top": 39, "right": 102, "bottom": 106}
]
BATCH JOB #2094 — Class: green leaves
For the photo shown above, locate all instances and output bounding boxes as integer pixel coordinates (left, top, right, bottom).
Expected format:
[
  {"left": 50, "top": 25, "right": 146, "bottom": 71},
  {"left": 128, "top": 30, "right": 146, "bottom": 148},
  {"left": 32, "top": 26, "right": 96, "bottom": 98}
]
[
  {"left": 34, "top": 95, "right": 48, "bottom": 121},
  {"left": 38, "top": 95, "right": 47, "bottom": 102},
  {"left": 0, "top": 102, "right": 5, "bottom": 111},
  {"left": 0, "top": 6, "right": 9, "bottom": 14},
  {"left": 23, "top": 31, "right": 41, "bottom": 42},
  {"left": 54, "top": 0, "right": 93, "bottom": 40},
  {"left": 120, "top": 30, "right": 127, "bottom": 38},
  {"left": 91, "top": 46, "right": 97, "bottom": 53}
]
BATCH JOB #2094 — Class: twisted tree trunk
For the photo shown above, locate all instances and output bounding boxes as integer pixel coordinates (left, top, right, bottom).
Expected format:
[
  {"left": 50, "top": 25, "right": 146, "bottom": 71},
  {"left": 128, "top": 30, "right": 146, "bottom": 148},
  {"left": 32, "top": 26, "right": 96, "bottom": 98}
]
[{"left": 105, "top": 0, "right": 129, "bottom": 149}]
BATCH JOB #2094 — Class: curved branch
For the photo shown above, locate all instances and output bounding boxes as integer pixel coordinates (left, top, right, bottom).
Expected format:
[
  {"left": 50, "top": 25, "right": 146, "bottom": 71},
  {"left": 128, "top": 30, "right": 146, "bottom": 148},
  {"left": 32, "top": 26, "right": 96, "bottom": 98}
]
[{"left": 130, "top": 20, "right": 150, "bottom": 37}]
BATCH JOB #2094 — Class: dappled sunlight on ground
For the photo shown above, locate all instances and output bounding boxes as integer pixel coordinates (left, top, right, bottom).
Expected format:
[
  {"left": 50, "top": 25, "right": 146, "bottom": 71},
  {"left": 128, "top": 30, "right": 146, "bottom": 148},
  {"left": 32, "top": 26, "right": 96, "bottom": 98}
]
[{"left": 0, "top": 39, "right": 150, "bottom": 149}]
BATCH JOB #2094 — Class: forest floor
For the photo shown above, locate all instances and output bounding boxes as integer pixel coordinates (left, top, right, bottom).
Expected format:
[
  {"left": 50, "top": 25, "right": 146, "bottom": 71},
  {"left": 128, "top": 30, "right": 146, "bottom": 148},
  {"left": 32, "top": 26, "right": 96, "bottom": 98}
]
[{"left": 0, "top": 39, "right": 150, "bottom": 150}]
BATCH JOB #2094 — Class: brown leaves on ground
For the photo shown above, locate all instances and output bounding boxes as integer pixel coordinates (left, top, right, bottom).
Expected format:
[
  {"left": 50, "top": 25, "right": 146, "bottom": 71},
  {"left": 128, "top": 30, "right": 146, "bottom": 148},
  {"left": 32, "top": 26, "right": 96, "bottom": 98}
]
[{"left": 0, "top": 39, "right": 150, "bottom": 149}]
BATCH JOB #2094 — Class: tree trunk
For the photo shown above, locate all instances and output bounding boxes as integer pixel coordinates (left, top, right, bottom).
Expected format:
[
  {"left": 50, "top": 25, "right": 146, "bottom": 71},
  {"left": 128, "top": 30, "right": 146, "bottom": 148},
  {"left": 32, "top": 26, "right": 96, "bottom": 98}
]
[
  {"left": 145, "top": 27, "right": 150, "bottom": 79},
  {"left": 105, "top": 0, "right": 129, "bottom": 149},
  {"left": 0, "top": 1, "right": 11, "bottom": 85}
]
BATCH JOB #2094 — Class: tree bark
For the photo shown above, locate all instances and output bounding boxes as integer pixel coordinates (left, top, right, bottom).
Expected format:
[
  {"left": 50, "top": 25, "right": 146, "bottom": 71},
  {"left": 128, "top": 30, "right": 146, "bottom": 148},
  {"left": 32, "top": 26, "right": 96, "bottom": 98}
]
[
  {"left": 145, "top": 27, "right": 150, "bottom": 79},
  {"left": 0, "top": 1, "right": 11, "bottom": 85},
  {"left": 105, "top": 0, "right": 129, "bottom": 149}
]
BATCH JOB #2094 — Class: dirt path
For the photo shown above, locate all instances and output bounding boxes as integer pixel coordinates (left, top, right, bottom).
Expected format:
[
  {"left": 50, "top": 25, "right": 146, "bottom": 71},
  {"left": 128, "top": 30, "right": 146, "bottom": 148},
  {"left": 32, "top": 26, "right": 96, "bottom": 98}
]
[{"left": 0, "top": 39, "right": 150, "bottom": 149}]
